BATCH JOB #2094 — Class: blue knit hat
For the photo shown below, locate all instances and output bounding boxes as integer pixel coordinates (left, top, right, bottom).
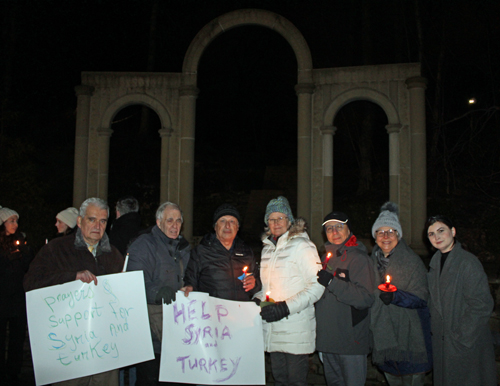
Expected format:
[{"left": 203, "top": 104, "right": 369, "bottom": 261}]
[{"left": 264, "top": 196, "right": 295, "bottom": 225}]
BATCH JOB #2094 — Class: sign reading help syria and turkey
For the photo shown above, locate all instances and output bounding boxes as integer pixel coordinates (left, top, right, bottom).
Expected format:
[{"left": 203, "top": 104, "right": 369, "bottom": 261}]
[
  {"left": 159, "top": 291, "right": 265, "bottom": 385},
  {"left": 26, "top": 271, "right": 154, "bottom": 385}
]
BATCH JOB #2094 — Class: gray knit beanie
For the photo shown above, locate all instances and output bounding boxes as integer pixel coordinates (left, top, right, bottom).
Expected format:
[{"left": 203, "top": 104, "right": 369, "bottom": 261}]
[
  {"left": 57, "top": 207, "right": 79, "bottom": 229},
  {"left": 213, "top": 204, "right": 241, "bottom": 226},
  {"left": 0, "top": 206, "right": 19, "bottom": 226},
  {"left": 371, "top": 202, "right": 402, "bottom": 238},
  {"left": 264, "top": 196, "right": 295, "bottom": 225}
]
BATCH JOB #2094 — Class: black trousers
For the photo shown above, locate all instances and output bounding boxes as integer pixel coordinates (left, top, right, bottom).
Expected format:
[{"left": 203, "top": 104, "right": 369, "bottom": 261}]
[
  {"left": 0, "top": 315, "right": 26, "bottom": 384},
  {"left": 135, "top": 353, "right": 186, "bottom": 386},
  {"left": 270, "top": 352, "right": 309, "bottom": 386}
]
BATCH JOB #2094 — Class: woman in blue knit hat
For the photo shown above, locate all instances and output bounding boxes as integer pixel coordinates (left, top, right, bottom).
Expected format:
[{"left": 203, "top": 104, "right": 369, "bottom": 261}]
[{"left": 255, "top": 196, "right": 324, "bottom": 386}]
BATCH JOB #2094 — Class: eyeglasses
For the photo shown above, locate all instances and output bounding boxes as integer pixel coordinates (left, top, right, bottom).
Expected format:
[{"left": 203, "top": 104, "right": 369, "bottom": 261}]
[
  {"left": 268, "top": 216, "right": 288, "bottom": 224},
  {"left": 375, "top": 229, "right": 398, "bottom": 238},
  {"left": 325, "top": 223, "right": 345, "bottom": 233}
]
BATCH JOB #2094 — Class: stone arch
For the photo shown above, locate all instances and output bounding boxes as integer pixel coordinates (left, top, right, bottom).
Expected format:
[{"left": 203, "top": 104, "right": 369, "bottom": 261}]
[
  {"left": 100, "top": 94, "right": 173, "bottom": 129},
  {"left": 323, "top": 88, "right": 400, "bottom": 127},
  {"left": 177, "top": 9, "right": 315, "bottom": 241}
]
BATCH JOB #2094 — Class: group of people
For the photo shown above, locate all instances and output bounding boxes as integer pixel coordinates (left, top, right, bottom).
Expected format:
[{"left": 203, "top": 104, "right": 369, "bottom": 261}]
[{"left": 0, "top": 196, "right": 496, "bottom": 386}]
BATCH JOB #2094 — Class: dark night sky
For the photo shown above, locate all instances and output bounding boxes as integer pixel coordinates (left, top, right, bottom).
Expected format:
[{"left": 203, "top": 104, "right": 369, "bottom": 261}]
[{"left": 1, "top": 0, "right": 500, "bottom": 251}]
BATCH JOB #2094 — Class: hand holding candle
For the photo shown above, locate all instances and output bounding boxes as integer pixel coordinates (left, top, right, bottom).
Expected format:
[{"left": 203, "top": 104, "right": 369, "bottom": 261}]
[
  {"left": 378, "top": 274, "right": 397, "bottom": 292},
  {"left": 260, "top": 291, "right": 275, "bottom": 307},
  {"left": 323, "top": 252, "right": 333, "bottom": 270}
]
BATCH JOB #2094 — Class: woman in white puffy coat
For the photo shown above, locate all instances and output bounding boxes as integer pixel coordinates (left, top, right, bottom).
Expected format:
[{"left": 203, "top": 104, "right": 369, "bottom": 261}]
[{"left": 255, "top": 196, "right": 324, "bottom": 386}]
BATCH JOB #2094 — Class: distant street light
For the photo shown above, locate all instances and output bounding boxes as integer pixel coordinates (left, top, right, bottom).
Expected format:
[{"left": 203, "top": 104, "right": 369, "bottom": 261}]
[{"left": 468, "top": 98, "right": 476, "bottom": 104}]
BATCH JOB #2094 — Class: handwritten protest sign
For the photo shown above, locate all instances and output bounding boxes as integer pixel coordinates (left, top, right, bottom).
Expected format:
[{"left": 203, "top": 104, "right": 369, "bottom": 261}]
[
  {"left": 26, "top": 271, "right": 154, "bottom": 385},
  {"left": 159, "top": 292, "right": 265, "bottom": 385}
]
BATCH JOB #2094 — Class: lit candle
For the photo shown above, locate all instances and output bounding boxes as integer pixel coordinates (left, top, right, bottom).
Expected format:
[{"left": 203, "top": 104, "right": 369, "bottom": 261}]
[
  {"left": 385, "top": 275, "right": 391, "bottom": 289},
  {"left": 323, "top": 252, "right": 332, "bottom": 269},
  {"left": 242, "top": 266, "right": 248, "bottom": 276},
  {"left": 265, "top": 291, "right": 270, "bottom": 302},
  {"left": 15, "top": 240, "right": 20, "bottom": 246}
]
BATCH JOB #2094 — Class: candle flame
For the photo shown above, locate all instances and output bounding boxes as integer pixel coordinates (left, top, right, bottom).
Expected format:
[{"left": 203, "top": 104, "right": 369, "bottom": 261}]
[
  {"left": 326, "top": 252, "right": 332, "bottom": 259},
  {"left": 266, "top": 291, "right": 271, "bottom": 296},
  {"left": 15, "top": 240, "right": 20, "bottom": 246},
  {"left": 386, "top": 275, "right": 391, "bottom": 284},
  {"left": 243, "top": 266, "right": 248, "bottom": 273}
]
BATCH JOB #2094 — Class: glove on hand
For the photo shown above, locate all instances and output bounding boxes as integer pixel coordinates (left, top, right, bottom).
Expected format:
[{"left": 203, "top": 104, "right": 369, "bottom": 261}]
[
  {"left": 155, "top": 286, "right": 176, "bottom": 305},
  {"left": 379, "top": 291, "right": 395, "bottom": 305},
  {"left": 260, "top": 301, "right": 290, "bottom": 322},
  {"left": 335, "top": 268, "right": 350, "bottom": 282},
  {"left": 317, "top": 270, "right": 334, "bottom": 287}
]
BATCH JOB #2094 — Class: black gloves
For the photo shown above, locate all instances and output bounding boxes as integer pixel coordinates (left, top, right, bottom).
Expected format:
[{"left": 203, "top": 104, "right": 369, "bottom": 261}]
[
  {"left": 317, "top": 270, "right": 333, "bottom": 287},
  {"left": 379, "top": 291, "right": 395, "bottom": 305},
  {"left": 155, "top": 286, "right": 176, "bottom": 305},
  {"left": 252, "top": 297, "right": 261, "bottom": 306},
  {"left": 260, "top": 301, "right": 290, "bottom": 322},
  {"left": 335, "top": 268, "right": 350, "bottom": 282}
]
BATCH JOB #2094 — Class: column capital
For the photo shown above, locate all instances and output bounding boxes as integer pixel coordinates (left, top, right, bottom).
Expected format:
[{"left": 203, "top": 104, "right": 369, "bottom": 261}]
[
  {"left": 385, "top": 124, "right": 402, "bottom": 134},
  {"left": 74, "top": 85, "right": 95, "bottom": 96},
  {"left": 295, "top": 83, "right": 315, "bottom": 95},
  {"left": 158, "top": 127, "right": 174, "bottom": 137},
  {"left": 97, "top": 127, "right": 113, "bottom": 137},
  {"left": 405, "top": 76, "right": 428, "bottom": 90},
  {"left": 320, "top": 125, "right": 337, "bottom": 135},
  {"left": 179, "top": 85, "right": 200, "bottom": 97}
]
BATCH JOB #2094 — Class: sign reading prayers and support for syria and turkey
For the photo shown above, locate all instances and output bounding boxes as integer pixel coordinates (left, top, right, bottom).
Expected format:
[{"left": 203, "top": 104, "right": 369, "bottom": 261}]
[
  {"left": 159, "top": 291, "right": 265, "bottom": 385},
  {"left": 26, "top": 271, "right": 154, "bottom": 386}
]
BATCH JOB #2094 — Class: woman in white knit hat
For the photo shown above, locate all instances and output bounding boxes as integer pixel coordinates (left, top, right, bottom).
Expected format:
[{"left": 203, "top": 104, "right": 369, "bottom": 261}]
[
  {"left": 55, "top": 207, "right": 79, "bottom": 237},
  {"left": 0, "top": 206, "right": 34, "bottom": 384}
]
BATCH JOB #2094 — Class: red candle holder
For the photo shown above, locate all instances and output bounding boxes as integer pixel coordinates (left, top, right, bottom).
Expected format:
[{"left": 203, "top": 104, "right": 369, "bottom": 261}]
[{"left": 378, "top": 275, "right": 397, "bottom": 292}]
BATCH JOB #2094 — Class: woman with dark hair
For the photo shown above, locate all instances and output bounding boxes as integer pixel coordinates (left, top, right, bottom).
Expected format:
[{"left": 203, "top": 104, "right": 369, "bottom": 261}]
[
  {"left": 426, "top": 215, "right": 496, "bottom": 386},
  {"left": 0, "top": 206, "right": 33, "bottom": 385}
]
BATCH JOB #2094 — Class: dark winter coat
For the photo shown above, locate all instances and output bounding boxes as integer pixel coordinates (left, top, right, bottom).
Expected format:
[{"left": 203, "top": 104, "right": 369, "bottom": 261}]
[
  {"left": 0, "top": 234, "right": 33, "bottom": 317},
  {"left": 315, "top": 235, "right": 375, "bottom": 355},
  {"left": 109, "top": 211, "right": 142, "bottom": 256},
  {"left": 428, "top": 242, "right": 496, "bottom": 386},
  {"left": 127, "top": 225, "right": 190, "bottom": 304},
  {"left": 370, "top": 239, "right": 432, "bottom": 376},
  {"left": 183, "top": 232, "right": 261, "bottom": 301},
  {"left": 24, "top": 230, "right": 123, "bottom": 291}
]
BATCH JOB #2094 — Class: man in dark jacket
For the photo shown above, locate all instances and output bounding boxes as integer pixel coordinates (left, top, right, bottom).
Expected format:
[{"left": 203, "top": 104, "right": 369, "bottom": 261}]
[
  {"left": 182, "top": 204, "right": 261, "bottom": 301},
  {"left": 126, "top": 201, "right": 190, "bottom": 386},
  {"left": 24, "top": 197, "right": 124, "bottom": 386},
  {"left": 109, "top": 196, "right": 141, "bottom": 256},
  {"left": 315, "top": 211, "right": 375, "bottom": 386}
]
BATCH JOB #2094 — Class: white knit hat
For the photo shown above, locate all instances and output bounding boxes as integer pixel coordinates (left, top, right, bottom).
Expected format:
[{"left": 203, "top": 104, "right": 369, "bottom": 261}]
[
  {"left": 0, "top": 206, "right": 19, "bottom": 226},
  {"left": 56, "top": 207, "right": 79, "bottom": 229}
]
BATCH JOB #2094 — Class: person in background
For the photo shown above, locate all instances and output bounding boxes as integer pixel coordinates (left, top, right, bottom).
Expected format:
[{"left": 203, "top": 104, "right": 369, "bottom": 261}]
[
  {"left": 182, "top": 204, "right": 260, "bottom": 301},
  {"left": 315, "top": 211, "right": 375, "bottom": 386},
  {"left": 55, "top": 207, "right": 79, "bottom": 237},
  {"left": 255, "top": 196, "right": 324, "bottom": 386},
  {"left": 109, "top": 196, "right": 141, "bottom": 256},
  {"left": 0, "top": 206, "right": 33, "bottom": 386},
  {"left": 24, "top": 198, "right": 123, "bottom": 386},
  {"left": 370, "top": 202, "right": 432, "bottom": 386},
  {"left": 426, "top": 215, "right": 496, "bottom": 386},
  {"left": 127, "top": 201, "right": 190, "bottom": 386}
]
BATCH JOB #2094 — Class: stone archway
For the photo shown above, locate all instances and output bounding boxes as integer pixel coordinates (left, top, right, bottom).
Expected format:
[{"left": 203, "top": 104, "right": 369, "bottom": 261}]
[{"left": 73, "top": 10, "right": 427, "bottom": 252}]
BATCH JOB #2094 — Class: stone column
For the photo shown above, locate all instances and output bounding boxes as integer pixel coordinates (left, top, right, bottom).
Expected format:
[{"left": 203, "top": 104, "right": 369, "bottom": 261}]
[
  {"left": 385, "top": 124, "right": 402, "bottom": 204},
  {"left": 321, "top": 126, "right": 337, "bottom": 216},
  {"left": 159, "top": 127, "right": 173, "bottom": 203},
  {"left": 295, "top": 83, "right": 315, "bottom": 223},
  {"left": 97, "top": 127, "right": 113, "bottom": 200},
  {"left": 406, "top": 76, "right": 427, "bottom": 251},
  {"left": 73, "top": 85, "right": 94, "bottom": 207},
  {"left": 178, "top": 85, "right": 199, "bottom": 242}
]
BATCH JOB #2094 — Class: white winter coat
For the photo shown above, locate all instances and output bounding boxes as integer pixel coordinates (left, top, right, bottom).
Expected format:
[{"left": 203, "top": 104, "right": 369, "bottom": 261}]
[{"left": 255, "top": 220, "right": 324, "bottom": 354}]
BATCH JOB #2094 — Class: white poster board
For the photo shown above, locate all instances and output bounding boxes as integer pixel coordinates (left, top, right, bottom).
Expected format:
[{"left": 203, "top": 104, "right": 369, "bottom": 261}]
[
  {"left": 26, "top": 271, "right": 154, "bottom": 385},
  {"left": 159, "top": 292, "right": 265, "bottom": 385}
]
